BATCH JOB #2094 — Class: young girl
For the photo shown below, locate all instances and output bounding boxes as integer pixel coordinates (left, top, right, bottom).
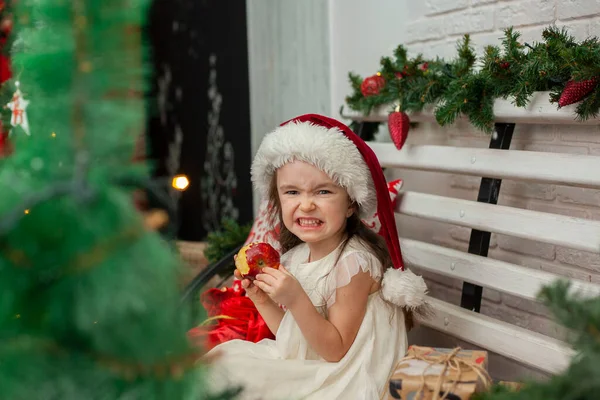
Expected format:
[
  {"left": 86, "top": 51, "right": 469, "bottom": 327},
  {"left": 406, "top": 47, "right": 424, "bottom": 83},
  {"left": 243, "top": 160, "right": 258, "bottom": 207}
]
[{"left": 206, "top": 114, "right": 427, "bottom": 400}]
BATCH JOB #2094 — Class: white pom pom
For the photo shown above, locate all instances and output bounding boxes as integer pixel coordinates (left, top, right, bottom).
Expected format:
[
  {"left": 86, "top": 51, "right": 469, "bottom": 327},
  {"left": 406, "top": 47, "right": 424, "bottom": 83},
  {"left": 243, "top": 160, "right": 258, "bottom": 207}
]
[{"left": 381, "top": 268, "right": 428, "bottom": 309}]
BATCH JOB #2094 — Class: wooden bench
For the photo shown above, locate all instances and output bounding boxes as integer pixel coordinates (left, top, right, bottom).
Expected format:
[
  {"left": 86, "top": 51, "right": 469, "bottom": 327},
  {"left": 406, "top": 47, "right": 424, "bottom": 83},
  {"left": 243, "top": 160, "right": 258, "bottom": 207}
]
[
  {"left": 180, "top": 91, "right": 600, "bottom": 379},
  {"left": 342, "top": 91, "right": 600, "bottom": 376}
]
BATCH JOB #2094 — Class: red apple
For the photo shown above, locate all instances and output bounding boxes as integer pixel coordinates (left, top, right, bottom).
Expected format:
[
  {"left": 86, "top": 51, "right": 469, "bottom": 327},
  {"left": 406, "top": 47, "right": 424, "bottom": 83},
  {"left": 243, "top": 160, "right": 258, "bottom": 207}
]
[{"left": 235, "top": 242, "right": 280, "bottom": 279}]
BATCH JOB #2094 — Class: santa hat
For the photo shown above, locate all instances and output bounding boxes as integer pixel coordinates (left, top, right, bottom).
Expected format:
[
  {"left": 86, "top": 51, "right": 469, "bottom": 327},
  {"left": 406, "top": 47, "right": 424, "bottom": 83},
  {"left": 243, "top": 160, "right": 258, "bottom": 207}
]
[{"left": 251, "top": 113, "right": 428, "bottom": 310}]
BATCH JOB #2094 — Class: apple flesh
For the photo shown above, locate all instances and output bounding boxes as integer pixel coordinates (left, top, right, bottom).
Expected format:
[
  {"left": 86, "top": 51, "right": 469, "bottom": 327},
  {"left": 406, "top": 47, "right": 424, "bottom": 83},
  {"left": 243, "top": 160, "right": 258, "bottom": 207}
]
[{"left": 235, "top": 242, "right": 280, "bottom": 280}]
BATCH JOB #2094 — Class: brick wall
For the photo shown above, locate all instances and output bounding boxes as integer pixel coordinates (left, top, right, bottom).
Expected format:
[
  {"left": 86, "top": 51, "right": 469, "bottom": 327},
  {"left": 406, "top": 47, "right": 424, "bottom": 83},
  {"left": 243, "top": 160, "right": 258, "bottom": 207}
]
[
  {"left": 390, "top": 0, "right": 600, "bottom": 379},
  {"left": 404, "top": 0, "right": 600, "bottom": 59}
]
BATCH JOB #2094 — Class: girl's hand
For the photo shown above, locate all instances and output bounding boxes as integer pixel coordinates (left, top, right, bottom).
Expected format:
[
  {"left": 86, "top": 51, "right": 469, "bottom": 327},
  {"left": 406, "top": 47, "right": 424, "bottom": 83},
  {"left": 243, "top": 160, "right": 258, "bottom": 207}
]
[
  {"left": 233, "top": 269, "right": 271, "bottom": 305},
  {"left": 254, "top": 265, "right": 304, "bottom": 308}
]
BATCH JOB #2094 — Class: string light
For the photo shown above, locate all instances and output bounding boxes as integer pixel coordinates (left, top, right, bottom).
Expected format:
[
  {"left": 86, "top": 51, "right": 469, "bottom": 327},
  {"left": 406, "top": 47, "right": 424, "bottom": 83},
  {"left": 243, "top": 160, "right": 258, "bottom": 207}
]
[
  {"left": 24, "top": 209, "right": 29, "bottom": 214},
  {"left": 172, "top": 174, "right": 189, "bottom": 191},
  {"left": 51, "top": 132, "right": 56, "bottom": 138}
]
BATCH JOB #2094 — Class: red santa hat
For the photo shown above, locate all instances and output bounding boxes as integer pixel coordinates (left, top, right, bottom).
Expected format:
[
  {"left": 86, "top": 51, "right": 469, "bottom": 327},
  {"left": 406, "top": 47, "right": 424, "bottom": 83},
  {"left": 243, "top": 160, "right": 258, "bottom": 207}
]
[{"left": 251, "top": 114, "right": 427, "bottom": 310}]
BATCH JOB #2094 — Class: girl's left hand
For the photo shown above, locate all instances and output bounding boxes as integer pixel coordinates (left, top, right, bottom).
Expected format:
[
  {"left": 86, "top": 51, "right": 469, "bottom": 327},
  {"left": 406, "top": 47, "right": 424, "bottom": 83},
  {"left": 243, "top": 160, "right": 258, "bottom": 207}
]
[{"left": 254, "top": 265, "right": 304, "bottom": 308}]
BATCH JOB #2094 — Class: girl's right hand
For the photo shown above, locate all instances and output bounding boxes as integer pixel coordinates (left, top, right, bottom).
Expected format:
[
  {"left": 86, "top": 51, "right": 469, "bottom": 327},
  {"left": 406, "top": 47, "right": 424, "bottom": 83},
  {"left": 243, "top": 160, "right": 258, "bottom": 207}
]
[{"left": 233, "top": 269, "right": 271, "bottom": 305}]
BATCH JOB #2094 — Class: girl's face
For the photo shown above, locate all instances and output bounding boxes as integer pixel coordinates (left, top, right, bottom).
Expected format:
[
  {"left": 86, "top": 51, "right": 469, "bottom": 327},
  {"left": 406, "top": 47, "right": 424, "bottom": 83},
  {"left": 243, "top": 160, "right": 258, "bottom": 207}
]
[{"left": 276, "top": 161, "right": 354, "bottom": 259}]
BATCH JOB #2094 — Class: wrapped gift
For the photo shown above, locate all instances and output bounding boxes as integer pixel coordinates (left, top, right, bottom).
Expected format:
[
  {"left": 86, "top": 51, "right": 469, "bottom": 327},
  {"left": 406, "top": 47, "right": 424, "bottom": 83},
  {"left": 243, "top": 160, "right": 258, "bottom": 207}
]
[{"left": 388, "top": 346, "right": 491, "bottom": 400}]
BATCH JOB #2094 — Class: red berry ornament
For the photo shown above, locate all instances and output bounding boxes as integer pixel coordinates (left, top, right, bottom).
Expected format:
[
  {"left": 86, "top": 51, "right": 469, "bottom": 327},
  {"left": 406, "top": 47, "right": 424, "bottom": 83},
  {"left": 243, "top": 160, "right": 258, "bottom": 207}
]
[
  {"left": 388, "top": 110, "right": 410, "bottom": 150},
  {"left": 559, "top": 78, "right": 599, "bottom": 107}
]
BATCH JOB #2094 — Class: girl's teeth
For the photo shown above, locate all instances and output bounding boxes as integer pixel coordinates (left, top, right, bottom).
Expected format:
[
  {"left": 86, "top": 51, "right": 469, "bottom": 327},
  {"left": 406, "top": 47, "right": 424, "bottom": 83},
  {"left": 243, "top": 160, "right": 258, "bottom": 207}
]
[{"left": 299, "top": 219, "right": 321, "bottom": 226}]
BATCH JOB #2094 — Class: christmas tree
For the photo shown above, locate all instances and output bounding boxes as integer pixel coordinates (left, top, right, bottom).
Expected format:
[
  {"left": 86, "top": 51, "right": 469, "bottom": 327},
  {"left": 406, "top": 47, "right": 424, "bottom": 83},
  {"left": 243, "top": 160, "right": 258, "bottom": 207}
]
[
  {"left": 0, "top": 0, "right": 227, "bottom": 398},
  {"left": 475, "top": 280, "right": 600, "bottom": 400}
]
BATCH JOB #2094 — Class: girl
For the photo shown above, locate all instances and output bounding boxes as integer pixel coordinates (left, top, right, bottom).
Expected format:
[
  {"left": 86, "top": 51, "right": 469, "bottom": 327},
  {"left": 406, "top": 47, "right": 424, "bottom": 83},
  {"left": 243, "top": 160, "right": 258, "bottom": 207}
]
[{"left": 206, "top": 114, "right": 427, "bottom": 400}]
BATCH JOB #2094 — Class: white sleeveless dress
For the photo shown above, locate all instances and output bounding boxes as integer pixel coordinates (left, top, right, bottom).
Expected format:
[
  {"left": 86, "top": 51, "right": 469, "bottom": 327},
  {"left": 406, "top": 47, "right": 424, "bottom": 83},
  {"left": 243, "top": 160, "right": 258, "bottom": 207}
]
[{"left": 205, "top": 237, "right": 408, "bottom": 400}]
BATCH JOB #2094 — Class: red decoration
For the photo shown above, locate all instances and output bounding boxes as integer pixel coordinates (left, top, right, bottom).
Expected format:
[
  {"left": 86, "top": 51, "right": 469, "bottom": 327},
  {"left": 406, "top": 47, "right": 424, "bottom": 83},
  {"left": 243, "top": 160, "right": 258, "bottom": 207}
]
[
  {"left": 188, "top": 283, "right": 275, "bottom": 351},
  {"left": 0, "top": 131, "right": 6, "bottom": 156},
  {"left": 388, "top": 110, "right": 410, "bottom": 150},
  {"left": 559, "top": 78, "right": 599, "bottom": 107},
  {"left": 419, "top": 62, "right": 429, "bottom": 71},
  {"left": 360, "top": 74, "right": 386, "bottom": 97},
  {"left": 500, "top": 62, "right": 510, "bottom": 70}
]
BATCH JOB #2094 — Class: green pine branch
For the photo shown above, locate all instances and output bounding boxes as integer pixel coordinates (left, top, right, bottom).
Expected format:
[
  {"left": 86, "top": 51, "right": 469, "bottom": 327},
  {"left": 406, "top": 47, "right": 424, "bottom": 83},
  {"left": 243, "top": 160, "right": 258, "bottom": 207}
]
[
  {"left": 345, "top": 25, "right": 600, "bottom": 134},
  {"left": 204, "top": 219, "right": 252, "bottom": 278}
]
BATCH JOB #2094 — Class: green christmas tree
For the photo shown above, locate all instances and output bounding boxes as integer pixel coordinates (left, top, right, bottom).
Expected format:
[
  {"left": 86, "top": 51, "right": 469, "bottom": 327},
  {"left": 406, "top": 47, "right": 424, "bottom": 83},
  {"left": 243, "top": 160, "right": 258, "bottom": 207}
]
[
  {"left": 475, "top": 280, "right": 600, "bottom": 400},
  {"left": 0, "top": 0, "right": 230, "bottom": 398}
]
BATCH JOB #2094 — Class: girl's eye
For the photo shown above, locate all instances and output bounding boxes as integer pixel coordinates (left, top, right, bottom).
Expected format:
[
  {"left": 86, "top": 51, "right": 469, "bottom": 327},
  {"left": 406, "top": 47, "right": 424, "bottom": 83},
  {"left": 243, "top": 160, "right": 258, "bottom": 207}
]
[
  {"left": 284, "top": 190, "right": 298, "bottom": 195},
  {"left": 317, "top": 190, "right": 331, "bottom": 195}
]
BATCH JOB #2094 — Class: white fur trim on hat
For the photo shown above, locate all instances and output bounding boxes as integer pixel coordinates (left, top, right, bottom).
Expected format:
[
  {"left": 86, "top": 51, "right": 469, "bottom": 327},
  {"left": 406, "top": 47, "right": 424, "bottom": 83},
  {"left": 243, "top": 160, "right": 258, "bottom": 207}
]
[
  {"left": 381, "top": 268, "right": 428, "bottom": 309},
  {"left": 251, "top": 121, "right": 377, "bottom": 217}
]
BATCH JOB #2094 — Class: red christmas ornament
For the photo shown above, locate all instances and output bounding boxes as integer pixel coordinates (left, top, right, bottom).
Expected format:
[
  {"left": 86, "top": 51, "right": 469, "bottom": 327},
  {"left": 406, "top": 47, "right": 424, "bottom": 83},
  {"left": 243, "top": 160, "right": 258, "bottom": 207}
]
[
  {"left": 419, "top": 62, "right": 429, "bottom": 71},
  {"left": 388, "top": 109, "right": 410, "bottom": 150},
  {"left": 360, "top": 74, "right": 386, "bottom": 97},
  {"left": 500, "top": 62, "right": 510, "bottom": 70},
  {"left": 559, "top": 78, "right": 599, "bottom": 107}
]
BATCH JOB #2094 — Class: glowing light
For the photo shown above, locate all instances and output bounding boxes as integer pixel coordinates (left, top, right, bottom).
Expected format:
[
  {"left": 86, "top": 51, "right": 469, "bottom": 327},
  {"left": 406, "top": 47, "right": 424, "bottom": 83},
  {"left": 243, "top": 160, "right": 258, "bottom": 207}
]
[
  {"left": 24, "top": 209, "right": 30, "bottom": 214},
  {"left": 172, "top": 175, "right": 189, "bottom": 191}
]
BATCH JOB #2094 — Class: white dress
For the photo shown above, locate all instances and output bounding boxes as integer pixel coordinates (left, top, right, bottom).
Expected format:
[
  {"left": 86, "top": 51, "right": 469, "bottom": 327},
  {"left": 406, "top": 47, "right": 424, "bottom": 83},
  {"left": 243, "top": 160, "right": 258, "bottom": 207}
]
[{"left": 206, "top": 237, "right": 408, "bottom": 400}]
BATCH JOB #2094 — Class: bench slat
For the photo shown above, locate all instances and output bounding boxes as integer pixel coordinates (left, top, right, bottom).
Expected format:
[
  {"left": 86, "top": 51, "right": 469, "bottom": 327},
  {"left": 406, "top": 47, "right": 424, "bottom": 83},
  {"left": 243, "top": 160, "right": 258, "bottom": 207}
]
[
  {"left": 370, "top": 143, "right": 600, "bottom": 188},
  {"left": 417, "top": 297, "right": 574, "bottom": 374},
  {"left": 397, "top": 191, "right": 600, "bottom": 253},
  {"left": 402, "top": 237, "right": 600, "bottom": 301},
  {"left": 343, "top": 91, "right": 600, "bottom": 125}
]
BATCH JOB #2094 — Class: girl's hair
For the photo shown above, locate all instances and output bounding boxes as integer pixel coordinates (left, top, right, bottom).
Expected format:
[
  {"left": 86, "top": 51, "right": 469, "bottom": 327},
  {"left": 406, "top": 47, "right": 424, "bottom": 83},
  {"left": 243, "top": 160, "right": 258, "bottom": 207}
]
[{"left": 267, "top": 173, "right": 414, "bottom": 330}]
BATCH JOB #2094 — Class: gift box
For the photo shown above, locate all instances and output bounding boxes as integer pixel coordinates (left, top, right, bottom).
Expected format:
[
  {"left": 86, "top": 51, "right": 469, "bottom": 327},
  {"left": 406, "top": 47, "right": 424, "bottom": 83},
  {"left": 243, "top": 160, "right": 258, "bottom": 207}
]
[{"left": 388, "top": 346, "right": 491, "bottom": 400}]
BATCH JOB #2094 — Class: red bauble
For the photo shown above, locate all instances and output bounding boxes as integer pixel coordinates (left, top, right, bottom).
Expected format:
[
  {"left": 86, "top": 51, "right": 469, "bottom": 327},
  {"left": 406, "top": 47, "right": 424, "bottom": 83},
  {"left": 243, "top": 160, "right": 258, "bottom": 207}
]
[
  {"left": 360, "top": 74, "right": 386, "bottom": 97},
  {"left": 388, "top": 111, "right": 410, "bottom": 150},
  {"left": 559, "top": 78, "right": 599, "bottom": 107}
]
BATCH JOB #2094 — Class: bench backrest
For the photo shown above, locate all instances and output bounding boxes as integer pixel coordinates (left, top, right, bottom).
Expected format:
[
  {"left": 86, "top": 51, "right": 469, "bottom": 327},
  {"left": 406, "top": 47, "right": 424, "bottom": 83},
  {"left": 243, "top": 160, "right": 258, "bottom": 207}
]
[{"left": 345, "top": 91, "right": 600, "bottom": 374}]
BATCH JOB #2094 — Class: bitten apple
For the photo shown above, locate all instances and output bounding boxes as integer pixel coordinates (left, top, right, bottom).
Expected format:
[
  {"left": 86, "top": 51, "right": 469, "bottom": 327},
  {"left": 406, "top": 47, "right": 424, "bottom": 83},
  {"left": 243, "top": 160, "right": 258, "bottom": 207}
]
[{"left": 235, "top": 242, "right": 280, "bottom": 279}]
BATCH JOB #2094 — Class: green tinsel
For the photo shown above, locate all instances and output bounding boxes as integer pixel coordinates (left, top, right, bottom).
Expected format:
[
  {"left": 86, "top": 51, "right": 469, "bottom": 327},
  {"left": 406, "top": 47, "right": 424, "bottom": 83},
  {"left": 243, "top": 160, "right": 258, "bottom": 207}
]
[
  {"left": 346, "top": 26, "right": 600, "bottom": 134},
  {"left": 0, "top": 0, "right": 226, "bottom": 398}
]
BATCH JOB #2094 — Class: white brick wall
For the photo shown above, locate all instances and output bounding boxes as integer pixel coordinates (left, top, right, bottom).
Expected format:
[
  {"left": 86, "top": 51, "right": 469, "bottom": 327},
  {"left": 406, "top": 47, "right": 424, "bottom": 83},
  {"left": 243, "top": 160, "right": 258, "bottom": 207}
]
[
  {"left": 394, "top": 0, "right": 600, "bottom": 378},
  {"left": 405, "top": 0, "right": 600, "bottom": 56}
]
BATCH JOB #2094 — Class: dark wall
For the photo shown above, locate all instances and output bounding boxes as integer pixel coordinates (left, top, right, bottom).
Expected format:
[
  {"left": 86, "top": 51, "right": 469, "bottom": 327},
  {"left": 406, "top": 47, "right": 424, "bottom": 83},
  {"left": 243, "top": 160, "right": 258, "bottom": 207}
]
[{"left": 147, "top": 0, "right": 253, "bottom": 241}]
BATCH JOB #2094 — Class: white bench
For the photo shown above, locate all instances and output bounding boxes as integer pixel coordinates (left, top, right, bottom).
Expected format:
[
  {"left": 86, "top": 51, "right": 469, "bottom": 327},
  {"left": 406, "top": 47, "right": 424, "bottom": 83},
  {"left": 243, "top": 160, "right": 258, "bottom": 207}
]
[{"left": 343, "top": 91, "right": 600, "bottom": 376}]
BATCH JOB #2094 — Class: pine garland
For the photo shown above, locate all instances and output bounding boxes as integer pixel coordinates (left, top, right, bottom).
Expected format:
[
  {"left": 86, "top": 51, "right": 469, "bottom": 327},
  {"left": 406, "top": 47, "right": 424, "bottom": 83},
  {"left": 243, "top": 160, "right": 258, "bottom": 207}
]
[{"left": 346, "top": 26, "right": 600, "bottom": 134}]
